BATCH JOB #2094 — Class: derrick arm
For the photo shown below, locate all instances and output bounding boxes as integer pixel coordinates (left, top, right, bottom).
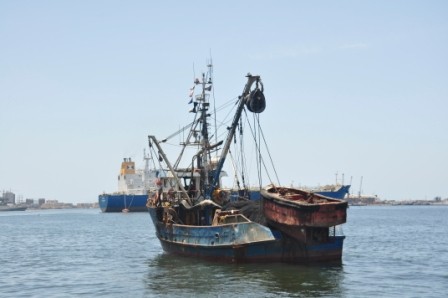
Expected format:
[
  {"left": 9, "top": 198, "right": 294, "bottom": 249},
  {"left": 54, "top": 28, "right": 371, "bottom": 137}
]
[
  {"left": 148, "top": 135, "right": 191, "bottom": 204},
  {"left": 206, "top": 74, "right": 263, "bottom": 199}
]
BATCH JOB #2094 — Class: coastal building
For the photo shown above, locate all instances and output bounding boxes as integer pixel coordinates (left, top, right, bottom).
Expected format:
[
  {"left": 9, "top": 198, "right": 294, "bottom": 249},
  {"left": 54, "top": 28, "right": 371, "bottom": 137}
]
[{"left": 41, "top": 200, "right": 74, "bottom": 209}]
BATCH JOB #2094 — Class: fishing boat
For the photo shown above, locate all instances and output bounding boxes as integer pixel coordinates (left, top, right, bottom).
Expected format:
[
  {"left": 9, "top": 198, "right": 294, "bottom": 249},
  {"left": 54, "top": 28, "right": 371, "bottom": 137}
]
[
  {"left": 0, "top": 205, "right": 27, "bottom": 212},
  {"left": 261, "top": 185, "right": 348, "bottom": 241},
  {"left": 0, "top": 193, "right": 27, "bottom": 211},
  {"left": 98, "top": 154, "right": 162, "bottom": 212},
  {"left": 146, "top": 63, "right": 346, "bottom": 263}
]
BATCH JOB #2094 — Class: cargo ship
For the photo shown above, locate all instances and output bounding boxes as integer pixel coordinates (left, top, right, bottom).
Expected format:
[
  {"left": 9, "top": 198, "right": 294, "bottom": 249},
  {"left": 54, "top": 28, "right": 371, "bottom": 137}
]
[{"left": 98, "top": 153, "right": 163, "bottom": 212}]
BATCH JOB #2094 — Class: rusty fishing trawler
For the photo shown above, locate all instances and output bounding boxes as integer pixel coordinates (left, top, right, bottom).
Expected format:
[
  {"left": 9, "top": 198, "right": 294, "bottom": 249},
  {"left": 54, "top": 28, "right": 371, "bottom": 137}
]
[{"left": 146, "top": 63, "right": 347, "bottom": 263}]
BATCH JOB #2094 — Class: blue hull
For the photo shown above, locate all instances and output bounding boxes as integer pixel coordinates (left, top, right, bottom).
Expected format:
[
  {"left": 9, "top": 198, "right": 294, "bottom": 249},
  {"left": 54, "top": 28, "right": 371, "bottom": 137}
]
[
  {"left": 315, "top": 185, "right": 351, "bottom": 199},
  {"left": 98, "top": 194, "right": 148, "bottom": 212},
  {"left": 149, "top": 207, "right": 344, "bottom": 263}
]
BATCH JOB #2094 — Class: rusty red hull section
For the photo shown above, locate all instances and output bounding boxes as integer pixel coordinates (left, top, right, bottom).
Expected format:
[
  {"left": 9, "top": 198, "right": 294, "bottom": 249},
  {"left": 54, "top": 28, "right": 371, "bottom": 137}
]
[{"left": 261, "top": 186, "right": 348, "bottom": 228}]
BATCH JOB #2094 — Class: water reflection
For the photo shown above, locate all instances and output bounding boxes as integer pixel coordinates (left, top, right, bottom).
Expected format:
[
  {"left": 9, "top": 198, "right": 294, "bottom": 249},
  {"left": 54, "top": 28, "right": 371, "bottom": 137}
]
[{"left": 144, "top": 253, "right": 344, "bottom": 297}]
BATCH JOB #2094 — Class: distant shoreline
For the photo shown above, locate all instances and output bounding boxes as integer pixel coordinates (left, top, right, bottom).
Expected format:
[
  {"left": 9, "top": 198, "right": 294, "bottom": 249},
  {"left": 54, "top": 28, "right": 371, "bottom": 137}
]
[{"left": 350, "top": 201, "right": 448, "bottom": 206}]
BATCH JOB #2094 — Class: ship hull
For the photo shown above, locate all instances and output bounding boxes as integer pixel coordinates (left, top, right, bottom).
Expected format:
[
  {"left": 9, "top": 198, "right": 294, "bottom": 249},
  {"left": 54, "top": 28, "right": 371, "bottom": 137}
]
[
  {"left": 148, "top": 207, "right": 344, "bottom": 263},
  {"left": 98, "top": 194, "right": 148, "bottom": 212}
]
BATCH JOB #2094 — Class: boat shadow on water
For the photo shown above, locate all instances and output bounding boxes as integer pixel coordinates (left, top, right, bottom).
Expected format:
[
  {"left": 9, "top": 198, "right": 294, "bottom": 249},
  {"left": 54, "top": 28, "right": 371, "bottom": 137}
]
[{"left": 144, "top": 253, "right": 345, "bottom": 297}]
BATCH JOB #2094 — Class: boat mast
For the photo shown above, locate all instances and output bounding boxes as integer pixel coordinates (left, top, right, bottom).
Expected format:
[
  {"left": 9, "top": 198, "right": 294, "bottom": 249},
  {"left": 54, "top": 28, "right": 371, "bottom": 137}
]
[
  {"left": 206, "top": 74, "right": 263, "bottom": 199},
  {"left": 198, "top": 70, "right": 211, "bottom": 197}
]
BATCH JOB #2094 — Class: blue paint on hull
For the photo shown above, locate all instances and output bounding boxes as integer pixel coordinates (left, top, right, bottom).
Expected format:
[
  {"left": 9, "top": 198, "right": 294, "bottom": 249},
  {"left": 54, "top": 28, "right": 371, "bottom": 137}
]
[
  {"left": 158, "top": 236, "right": 344, "bottom": 263},
  {"left": 148, "top": 207, "right": 344, "bottom": 263},
  {"left": 98, "top": 194, "right": 148, "bottom": 212},
  {"left": 315, "top": 185, "right": 351, "bottom": 199}
]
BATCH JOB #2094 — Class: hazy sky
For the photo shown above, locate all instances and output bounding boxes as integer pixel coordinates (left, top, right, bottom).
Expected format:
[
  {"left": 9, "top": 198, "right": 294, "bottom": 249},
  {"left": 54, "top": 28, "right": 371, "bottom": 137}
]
[{"left": 1, "top": 1, "right": 447, "bottom": 203}]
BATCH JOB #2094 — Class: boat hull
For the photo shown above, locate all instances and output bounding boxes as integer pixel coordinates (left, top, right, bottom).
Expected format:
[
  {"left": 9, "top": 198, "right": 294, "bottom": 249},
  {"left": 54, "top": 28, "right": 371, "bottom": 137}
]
[
  {"left": 0, "top": 206, "right": 27, "bottom": 211},
  {"left": 98, "top": 194, "right": 148, "bottom": 212},
  {"left": 261, "top": 187, "right": 348, "bottom": 228},
  {"left": 229, "top": 185, "right": 350, "bottom": 202},
  {"left": 148, "top": 207, "right": 344, "bottom": 263}
]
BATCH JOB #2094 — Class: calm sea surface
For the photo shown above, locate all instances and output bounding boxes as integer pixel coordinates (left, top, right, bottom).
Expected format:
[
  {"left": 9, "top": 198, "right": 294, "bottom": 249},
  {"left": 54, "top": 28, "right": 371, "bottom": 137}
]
[{"left": 1, "top": 206, "right": 447, "bottom": 297}]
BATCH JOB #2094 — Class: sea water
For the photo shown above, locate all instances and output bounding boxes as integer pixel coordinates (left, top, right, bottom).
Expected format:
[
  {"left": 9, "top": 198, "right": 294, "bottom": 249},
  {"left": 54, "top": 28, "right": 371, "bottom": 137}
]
[{"left": 1, "top": 206, "right": 447, "bottom": 297}]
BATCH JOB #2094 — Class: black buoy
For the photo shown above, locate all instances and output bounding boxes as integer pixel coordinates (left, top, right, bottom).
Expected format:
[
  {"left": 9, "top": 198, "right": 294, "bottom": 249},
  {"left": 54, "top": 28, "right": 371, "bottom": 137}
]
[{"left": 246, "top": 88, "right": 266, "bottom": 113}]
